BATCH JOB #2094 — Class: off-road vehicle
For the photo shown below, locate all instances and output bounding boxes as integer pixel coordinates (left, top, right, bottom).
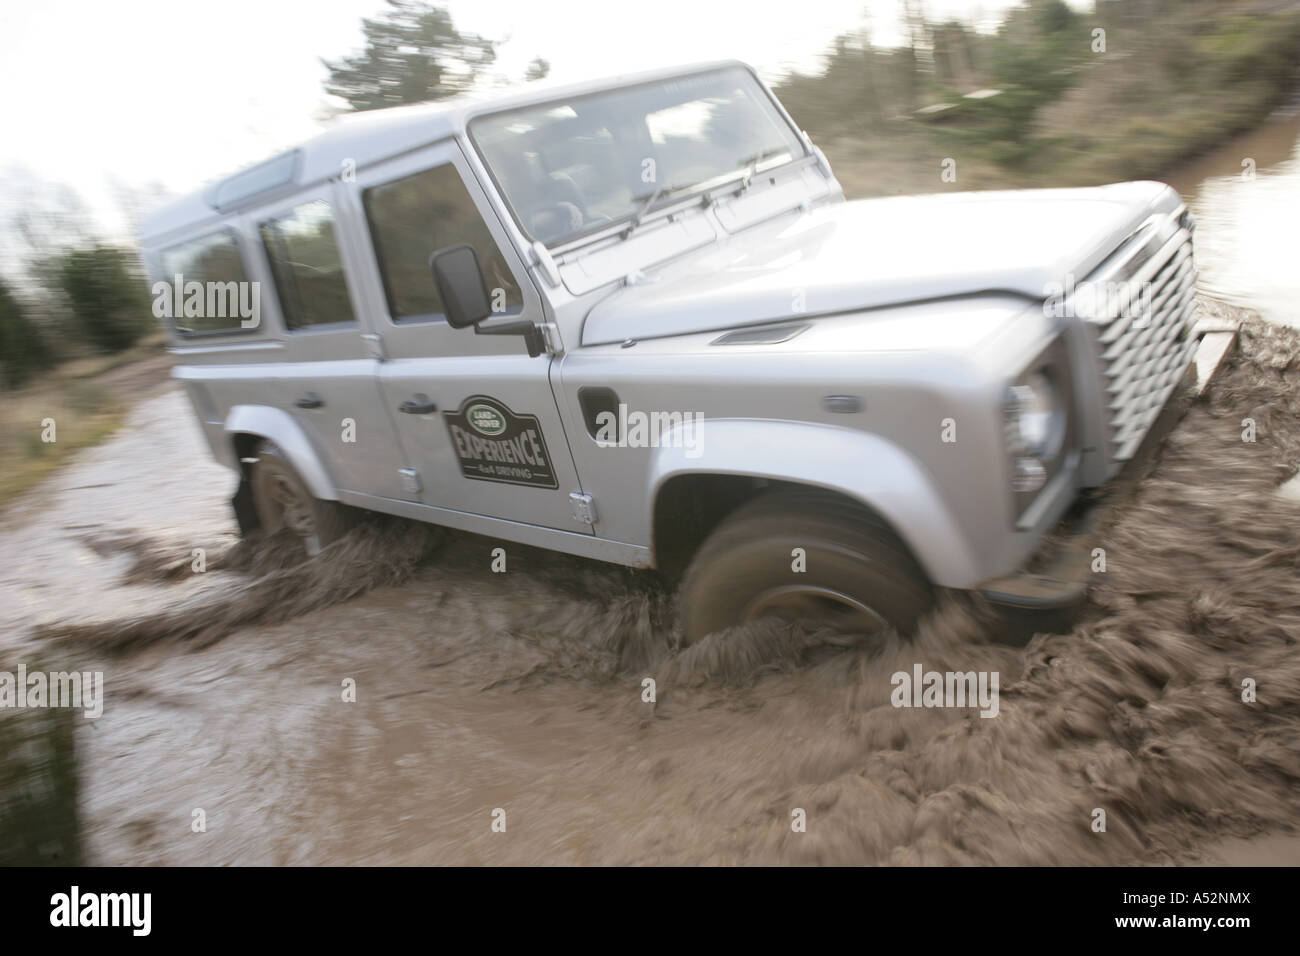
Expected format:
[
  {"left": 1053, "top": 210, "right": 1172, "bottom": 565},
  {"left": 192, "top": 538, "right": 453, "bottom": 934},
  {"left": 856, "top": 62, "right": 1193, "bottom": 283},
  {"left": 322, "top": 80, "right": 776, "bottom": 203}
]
[{"left": 139, "top": 61, "right": 1203, "bottom": 641}]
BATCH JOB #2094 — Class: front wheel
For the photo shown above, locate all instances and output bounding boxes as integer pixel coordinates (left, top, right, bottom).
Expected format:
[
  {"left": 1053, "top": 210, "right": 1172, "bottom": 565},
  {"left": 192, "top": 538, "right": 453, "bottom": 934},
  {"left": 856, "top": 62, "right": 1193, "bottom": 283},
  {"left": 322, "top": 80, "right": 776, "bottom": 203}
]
[
  {"left": 678, "top": 490, "right": 934, "bottom": 644},
  {"left": 250, "top": 442, "right": 354, "bottom": 556}
]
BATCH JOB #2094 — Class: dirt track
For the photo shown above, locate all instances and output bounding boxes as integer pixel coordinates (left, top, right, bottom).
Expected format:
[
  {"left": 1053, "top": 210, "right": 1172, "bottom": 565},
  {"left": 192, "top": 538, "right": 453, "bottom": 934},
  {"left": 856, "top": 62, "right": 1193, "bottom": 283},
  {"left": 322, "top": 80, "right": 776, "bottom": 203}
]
[{"left": 2, "top": 317, "right": 1299, "bottom": 865}]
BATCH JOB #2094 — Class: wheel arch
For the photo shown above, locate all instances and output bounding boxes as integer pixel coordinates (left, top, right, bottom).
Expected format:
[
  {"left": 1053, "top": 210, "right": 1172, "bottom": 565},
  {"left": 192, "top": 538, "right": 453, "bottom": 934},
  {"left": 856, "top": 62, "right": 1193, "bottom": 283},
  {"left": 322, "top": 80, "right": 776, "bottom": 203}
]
[
  {"left": 647, "top": 419, "right": 980, "bottom": 588},
  {"left": 223, "top": 404, "right": 339, "bottom": 501}
]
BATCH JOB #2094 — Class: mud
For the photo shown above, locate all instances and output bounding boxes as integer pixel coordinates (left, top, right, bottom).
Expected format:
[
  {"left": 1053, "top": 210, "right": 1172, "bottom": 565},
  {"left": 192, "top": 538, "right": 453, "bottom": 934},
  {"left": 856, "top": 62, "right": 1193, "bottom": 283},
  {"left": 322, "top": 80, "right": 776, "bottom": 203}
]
[
  {"left": 43, "top": 524, "right": 448, "bottom": 652},
  {"left": 2, "top": 313, "right": 1297, "bottom": 865}
]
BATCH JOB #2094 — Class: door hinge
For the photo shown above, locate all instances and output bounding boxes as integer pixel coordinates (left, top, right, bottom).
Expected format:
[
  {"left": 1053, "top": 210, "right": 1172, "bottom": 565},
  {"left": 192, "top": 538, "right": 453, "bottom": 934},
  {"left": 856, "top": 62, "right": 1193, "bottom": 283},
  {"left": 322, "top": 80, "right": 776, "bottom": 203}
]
[
  {"left": 399, "top": 467, "right": 422, "bottom": 495},
  {"left": 569, "top": 492, "right": 596, "bottom": 525},
  {"left": 540, "top": 322, "right": 564, "bottom": 356},
  {"left": 362, "top": 333, "right": 387, "bottom": 361}
]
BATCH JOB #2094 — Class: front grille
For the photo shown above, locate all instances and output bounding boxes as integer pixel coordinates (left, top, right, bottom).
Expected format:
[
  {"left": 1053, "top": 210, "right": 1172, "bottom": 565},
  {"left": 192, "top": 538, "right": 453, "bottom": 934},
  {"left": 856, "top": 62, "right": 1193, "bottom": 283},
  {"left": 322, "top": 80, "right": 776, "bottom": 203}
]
[{"left": 1085, "top": 236, "right": 1198, "bottom": 462}]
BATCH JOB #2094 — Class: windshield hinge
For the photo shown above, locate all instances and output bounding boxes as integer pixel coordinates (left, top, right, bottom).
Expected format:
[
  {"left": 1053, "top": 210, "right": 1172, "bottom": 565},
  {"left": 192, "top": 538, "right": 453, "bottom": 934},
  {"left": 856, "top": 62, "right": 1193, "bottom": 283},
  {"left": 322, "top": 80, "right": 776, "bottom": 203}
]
[{"left": 531, "top": 240, "right": 562, "bottom": 288}]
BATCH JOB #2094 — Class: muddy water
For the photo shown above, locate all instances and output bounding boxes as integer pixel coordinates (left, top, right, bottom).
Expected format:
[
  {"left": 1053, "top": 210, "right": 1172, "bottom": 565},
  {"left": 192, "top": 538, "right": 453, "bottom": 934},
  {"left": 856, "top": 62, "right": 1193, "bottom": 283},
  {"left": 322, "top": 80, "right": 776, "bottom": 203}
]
[
  {"left": 1166, "top": 106, "right": 1300, "bottom": 328},
  {"left": 5, "top": 121, "right": 1300, "bottom": 863}
]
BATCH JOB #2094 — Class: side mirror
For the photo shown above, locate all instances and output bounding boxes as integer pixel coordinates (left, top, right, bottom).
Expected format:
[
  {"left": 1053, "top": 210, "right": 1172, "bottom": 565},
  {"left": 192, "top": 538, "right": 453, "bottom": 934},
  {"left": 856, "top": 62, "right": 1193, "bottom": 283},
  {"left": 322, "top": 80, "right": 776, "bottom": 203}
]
[
  {"left": 429, "top": 244, "right": 491, "bottom": 329},
  {"left": 428, "top": 242, "right": 546, "bottom": 358}
]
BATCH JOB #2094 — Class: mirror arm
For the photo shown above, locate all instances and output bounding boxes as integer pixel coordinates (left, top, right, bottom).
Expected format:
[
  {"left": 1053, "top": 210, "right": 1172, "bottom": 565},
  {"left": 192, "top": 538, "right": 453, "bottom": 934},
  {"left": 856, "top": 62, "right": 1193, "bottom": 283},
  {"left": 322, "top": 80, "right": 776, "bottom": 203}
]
[{"left": 474, "top": 320, "right": 545, "bottom": 358}]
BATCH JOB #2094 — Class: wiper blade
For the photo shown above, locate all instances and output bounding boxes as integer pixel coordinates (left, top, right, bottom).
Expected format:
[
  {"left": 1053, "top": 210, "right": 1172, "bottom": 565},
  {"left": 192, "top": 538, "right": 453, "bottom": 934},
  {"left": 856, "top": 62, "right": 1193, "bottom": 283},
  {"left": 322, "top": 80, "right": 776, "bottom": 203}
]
[
  {"left": 736, "top": 147, "right": 793, "bottom": 193},
  {"left": 621, "top": 183, "right": 680, "bottom": 239}
]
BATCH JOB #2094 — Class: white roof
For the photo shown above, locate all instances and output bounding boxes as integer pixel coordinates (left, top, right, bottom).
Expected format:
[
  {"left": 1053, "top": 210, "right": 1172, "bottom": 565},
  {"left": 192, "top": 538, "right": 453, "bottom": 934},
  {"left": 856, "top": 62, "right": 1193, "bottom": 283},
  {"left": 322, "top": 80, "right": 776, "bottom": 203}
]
[{"left": 138, "top": 59, "right": 748, "bottom": 243}]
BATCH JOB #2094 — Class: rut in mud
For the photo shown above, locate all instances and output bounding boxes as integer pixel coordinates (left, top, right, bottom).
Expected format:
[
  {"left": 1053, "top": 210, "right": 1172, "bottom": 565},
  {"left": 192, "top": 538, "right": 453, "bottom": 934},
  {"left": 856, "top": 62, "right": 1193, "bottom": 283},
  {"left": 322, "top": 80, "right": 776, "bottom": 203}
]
[{"left": 19, "top": 317, "right": 1300, "bottom": 864}]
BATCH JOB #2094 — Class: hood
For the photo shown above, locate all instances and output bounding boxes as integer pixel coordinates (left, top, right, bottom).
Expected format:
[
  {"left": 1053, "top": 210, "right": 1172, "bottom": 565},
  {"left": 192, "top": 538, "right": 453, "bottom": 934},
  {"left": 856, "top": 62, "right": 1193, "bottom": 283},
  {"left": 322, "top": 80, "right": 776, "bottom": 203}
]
[{"left": 581, "top": 180, "right": 1181, "bottom": 346}]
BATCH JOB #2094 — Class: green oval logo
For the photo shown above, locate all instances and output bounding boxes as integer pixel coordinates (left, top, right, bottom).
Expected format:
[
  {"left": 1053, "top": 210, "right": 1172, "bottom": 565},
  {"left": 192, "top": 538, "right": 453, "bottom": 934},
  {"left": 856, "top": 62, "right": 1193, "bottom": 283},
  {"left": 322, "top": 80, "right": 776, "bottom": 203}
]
[{"left": 466, "top": 403, "right": 506, "bottom": 437}]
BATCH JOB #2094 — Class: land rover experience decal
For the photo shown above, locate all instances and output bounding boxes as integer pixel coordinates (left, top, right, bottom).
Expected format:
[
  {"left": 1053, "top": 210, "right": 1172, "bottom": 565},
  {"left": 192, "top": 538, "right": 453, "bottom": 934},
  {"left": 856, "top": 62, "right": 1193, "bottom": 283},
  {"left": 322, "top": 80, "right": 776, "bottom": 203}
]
[{"left": 445, "top": 396, "right": 558, "bottom": 489}]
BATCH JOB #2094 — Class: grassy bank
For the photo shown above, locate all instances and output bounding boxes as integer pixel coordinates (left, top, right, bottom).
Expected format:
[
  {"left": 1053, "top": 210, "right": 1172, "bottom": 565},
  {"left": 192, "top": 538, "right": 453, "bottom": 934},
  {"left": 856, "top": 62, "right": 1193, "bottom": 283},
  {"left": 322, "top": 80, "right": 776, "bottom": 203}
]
[{"left": 0, "top": 334, "right": 170, "bottom": 506}]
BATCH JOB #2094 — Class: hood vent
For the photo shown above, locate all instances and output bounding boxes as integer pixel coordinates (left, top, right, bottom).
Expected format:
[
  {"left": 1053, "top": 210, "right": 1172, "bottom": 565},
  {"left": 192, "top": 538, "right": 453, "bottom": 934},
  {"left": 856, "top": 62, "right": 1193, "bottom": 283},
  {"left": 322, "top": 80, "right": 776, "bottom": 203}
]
[{"left": 710, "top": 323, "right": 809, "bottom": 346}]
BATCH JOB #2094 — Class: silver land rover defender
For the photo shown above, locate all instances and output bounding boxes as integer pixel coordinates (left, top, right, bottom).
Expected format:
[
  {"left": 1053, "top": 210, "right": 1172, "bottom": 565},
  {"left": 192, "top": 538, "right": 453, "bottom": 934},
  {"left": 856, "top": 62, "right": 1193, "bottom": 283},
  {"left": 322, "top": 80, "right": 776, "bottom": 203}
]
[{"left": 139, "top": 61, "right": 1201, "bottom": 642}]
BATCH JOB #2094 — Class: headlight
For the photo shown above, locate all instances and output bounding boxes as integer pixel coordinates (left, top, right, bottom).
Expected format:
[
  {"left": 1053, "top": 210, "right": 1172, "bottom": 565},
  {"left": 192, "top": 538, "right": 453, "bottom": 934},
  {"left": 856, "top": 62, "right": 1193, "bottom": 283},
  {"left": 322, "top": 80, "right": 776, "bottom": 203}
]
[
  {"left": 1006, "top": 372, "right": 1061, "bottom": 458},
  {"left": 1004, "top": 338, "right": 1075, "bottom": 526},
  {"left": 1005, "top": 370, "right": 1065, "bottom": 493}
]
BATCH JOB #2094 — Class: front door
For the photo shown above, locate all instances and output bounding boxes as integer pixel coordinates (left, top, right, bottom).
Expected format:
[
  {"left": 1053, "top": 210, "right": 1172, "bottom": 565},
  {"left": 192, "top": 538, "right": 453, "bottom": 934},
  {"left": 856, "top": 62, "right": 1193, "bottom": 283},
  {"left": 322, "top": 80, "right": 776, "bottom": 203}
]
[{"left": 344, "top": 141, "right": 588, "bottom": 533}]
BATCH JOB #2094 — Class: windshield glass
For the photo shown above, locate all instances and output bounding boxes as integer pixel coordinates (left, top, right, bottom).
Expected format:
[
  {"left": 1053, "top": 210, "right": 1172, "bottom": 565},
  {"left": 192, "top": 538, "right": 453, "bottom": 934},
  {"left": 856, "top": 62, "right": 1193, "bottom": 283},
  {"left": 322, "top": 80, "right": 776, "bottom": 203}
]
[{"left": 468, "top": 66, "right": 806, "bottom": 246}]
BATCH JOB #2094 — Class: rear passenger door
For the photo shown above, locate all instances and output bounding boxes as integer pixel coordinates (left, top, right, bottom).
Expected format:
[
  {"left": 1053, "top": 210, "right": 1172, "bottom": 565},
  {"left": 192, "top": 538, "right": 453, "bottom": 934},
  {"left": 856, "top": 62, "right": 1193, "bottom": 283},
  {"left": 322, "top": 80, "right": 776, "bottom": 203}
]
[
  {"left": 346, "top": 141, "right": 589, "bottom": 533},
  {"left": 254, "top": 187, "right": 409, "bottom": 499}
]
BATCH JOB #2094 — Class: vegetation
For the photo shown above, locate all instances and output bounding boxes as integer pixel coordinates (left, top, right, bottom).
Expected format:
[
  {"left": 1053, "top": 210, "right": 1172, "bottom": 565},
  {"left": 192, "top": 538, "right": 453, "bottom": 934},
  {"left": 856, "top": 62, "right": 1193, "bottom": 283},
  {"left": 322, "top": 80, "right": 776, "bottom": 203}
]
[
  {"left": 56, "top": 243, "right": 153, "bottom": 354},
  {"left": 524, "top": 56, "right": 551, "bottom": 82},
  {"left": 775, "top": 0, "right": 1300, "bottom": 198},
  {"left": 1, "top": 217, "right": 162, "bottom": 504},
  {"left": 322, "top": 0, "right": 496, "bottom": 111},
  {"left": 0, "top": 280, "right": 54, "bottom": 389}
]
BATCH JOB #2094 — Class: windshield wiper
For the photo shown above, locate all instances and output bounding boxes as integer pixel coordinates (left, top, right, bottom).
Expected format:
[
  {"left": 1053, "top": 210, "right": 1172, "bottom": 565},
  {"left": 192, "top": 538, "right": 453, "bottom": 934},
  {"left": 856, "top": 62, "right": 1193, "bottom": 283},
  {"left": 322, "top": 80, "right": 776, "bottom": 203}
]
[
  {"left": 736, "top": 147, "right": 793, "bottom": 194},
  {"left": 617, "top": 151, "right": 792, "bottom": 241},
  {"left": 621, "top": 183, "right": 680, "bottom": 239}
]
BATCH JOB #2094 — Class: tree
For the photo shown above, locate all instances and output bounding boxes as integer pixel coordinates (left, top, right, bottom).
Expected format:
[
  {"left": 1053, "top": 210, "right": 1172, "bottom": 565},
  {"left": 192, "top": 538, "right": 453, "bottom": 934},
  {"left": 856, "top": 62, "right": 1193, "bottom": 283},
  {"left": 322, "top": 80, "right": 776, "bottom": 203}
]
[
  {"left": 968, "top": 0, "right": 1083, "bottom": 158},
  {"left": 56, "top": 245, "right": 151, "bottom": 354},
  {"left": 0, "top": 280, "right": 54, "bottom": 389},
  {"left": 323, "top": 1, "right": 495, "bottom": 111},
  {"left": 524, "top": 56, "right": 550, "bottom": 82}
]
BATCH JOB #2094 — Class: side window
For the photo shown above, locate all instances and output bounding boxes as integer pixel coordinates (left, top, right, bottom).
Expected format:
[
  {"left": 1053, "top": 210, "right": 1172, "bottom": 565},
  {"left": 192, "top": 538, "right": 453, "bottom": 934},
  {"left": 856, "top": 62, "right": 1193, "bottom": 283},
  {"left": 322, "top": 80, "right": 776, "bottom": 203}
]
[
  {"left": 159, "top": 231, "right": 252, "bottom": 335},
  {"left": 363, "top": 163, "right": 522, "bottom": 322},
  {"left": 260, "top": 200, "right": 356, "bottom": 330}
]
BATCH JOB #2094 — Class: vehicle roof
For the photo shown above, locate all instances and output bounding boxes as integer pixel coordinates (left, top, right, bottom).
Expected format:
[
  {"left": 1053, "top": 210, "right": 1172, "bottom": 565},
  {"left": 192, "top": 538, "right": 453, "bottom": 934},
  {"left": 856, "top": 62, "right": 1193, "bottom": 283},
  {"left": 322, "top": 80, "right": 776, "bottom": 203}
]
[{"left": 138, "top": 59, "right": 751, "bottom": 243}]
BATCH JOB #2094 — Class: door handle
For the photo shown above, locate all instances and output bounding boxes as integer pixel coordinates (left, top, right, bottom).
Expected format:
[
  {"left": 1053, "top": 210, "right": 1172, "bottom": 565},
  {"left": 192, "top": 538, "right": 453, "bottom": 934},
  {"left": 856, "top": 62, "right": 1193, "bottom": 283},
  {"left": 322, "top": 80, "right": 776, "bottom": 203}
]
[
  {"left": 294, "top": 393, "right": 324, "bottom": 409},
  {"left": 399, "top": 395, "right": 438, "bottom": 415}
]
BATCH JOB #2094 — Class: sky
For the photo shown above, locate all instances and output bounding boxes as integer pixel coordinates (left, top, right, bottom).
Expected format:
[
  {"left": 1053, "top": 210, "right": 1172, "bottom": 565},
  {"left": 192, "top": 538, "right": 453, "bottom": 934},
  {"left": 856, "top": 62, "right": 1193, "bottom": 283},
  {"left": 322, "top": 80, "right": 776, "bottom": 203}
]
[{"left": 0, "top": 0, "right": 1067, "bottom": 245}]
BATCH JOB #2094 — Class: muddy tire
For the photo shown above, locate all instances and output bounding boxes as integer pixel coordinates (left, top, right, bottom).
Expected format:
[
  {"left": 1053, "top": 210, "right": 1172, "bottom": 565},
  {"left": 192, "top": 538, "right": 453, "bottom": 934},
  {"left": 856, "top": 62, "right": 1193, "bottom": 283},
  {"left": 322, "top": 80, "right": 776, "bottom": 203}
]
[
  {"left": 678, "top": 490, "right": 933, "bottom": 644},
  {"left": 250, "top": 442, "right": 354, "bottom": 556}
]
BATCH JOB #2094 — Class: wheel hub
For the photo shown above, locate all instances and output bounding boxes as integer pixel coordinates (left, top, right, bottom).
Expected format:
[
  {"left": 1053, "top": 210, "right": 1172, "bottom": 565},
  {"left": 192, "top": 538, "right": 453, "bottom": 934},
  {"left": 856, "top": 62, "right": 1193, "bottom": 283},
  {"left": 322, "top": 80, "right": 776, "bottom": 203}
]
[
  {"left": 268, "top": 474, "right": 316, "bottom": 541},
  {"left": 742, "top": 584, "right": 888, "bottom": 635}
]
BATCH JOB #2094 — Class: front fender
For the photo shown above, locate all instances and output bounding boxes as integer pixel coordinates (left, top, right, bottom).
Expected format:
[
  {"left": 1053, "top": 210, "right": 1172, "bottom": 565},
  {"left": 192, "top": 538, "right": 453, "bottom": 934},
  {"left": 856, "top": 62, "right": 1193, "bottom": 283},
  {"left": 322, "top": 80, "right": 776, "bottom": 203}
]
[
  {"left": 647, "top": 418, "right": 980, "bottom": 589},
  {"left": 223, "top": 405, "right": 338, "bottom": 501}
]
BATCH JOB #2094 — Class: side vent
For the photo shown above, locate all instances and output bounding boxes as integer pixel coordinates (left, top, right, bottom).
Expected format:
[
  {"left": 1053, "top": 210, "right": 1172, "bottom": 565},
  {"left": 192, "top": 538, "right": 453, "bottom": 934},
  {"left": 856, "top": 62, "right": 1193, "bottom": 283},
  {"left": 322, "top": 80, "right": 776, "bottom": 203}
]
[{"left": 577, "top": 387, "right": 620, "bottom": 440}]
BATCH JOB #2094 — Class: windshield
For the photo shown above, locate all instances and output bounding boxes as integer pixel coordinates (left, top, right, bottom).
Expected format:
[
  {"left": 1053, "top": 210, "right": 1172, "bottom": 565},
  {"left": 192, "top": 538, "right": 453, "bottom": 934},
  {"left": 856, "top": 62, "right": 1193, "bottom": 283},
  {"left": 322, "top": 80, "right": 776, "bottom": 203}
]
[{"left": 468, "top": 66, "right": 806, "bottom": 246}]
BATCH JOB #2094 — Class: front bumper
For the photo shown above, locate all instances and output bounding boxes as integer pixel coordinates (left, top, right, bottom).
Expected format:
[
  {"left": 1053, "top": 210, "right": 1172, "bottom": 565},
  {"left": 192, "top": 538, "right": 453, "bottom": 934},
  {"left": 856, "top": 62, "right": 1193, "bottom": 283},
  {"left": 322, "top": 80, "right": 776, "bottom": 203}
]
[{"left": 978, "top": 326, "right": 1236, "bottom": 612}]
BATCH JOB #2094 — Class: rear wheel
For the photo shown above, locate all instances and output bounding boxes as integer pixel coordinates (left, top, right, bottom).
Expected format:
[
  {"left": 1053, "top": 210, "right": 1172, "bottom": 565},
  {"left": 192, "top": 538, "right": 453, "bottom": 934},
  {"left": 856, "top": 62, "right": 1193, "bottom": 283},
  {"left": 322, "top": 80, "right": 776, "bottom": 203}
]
[
  {"left": 678, "top": 490, "right": 934, "bottom": 644},
  {"left": 250, "top": 442, "right": 354, "bottom": 556}
]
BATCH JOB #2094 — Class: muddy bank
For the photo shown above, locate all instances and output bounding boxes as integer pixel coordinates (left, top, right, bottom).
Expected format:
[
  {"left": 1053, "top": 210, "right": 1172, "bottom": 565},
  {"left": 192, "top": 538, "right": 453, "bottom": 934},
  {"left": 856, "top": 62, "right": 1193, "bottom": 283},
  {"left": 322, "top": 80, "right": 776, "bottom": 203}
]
[{"left": 1, "top": 312, "right": 1296, "bottom": 865}]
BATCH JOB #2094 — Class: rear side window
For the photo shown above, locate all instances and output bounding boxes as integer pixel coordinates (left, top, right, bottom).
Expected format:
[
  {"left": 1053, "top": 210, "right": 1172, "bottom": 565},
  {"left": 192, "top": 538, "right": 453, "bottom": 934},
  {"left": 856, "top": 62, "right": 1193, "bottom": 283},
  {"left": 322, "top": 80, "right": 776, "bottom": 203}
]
[
  {"left": 363, "top": 163, "right": 522, "bottom": 321},
  {"left": 158, "top": 231, "right": 252, "bottom": 335},
  {"left": 260, "top": 201, "right": 356, "bottom": 330}
]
